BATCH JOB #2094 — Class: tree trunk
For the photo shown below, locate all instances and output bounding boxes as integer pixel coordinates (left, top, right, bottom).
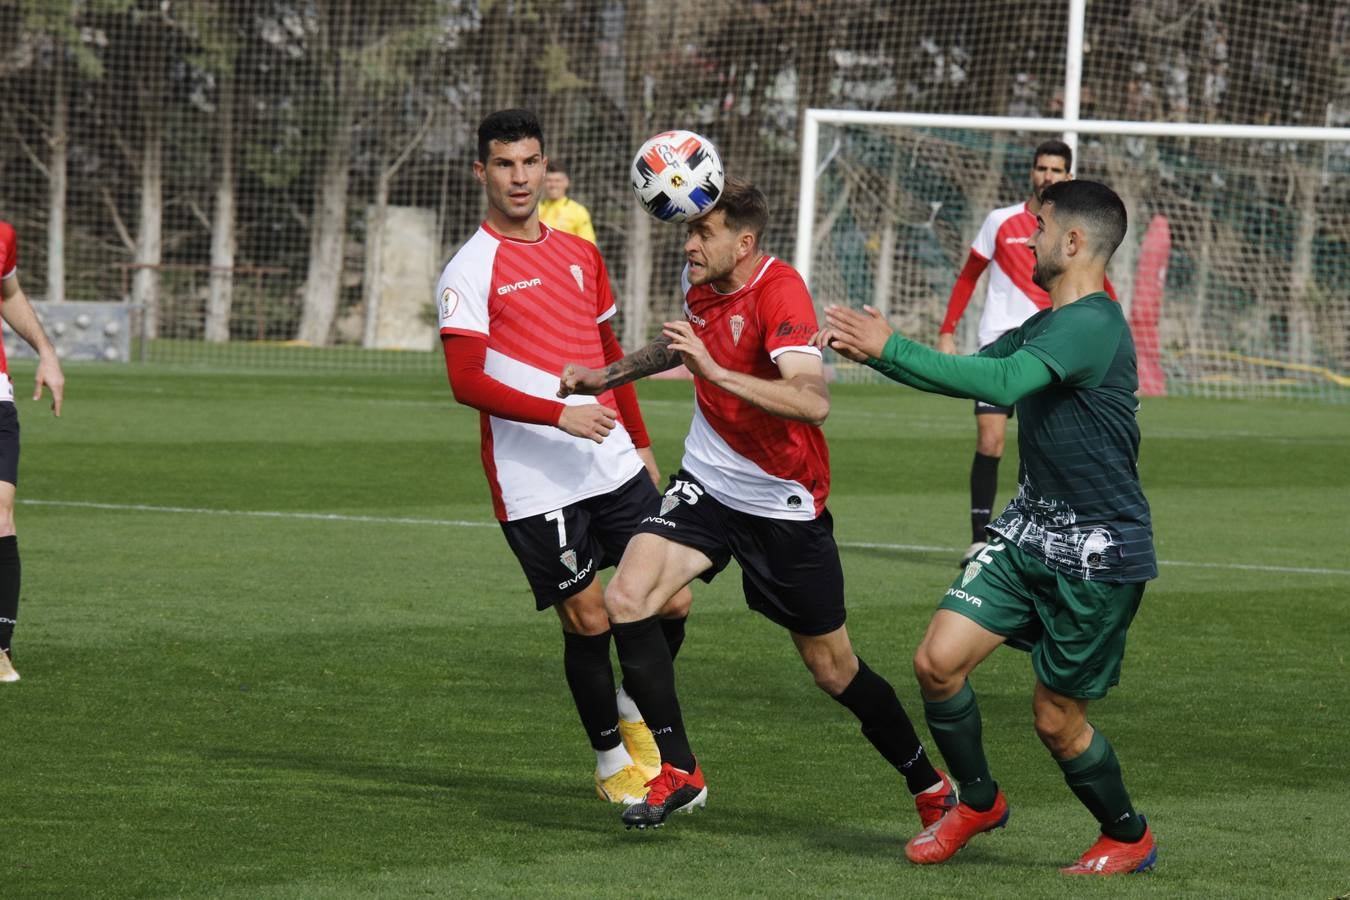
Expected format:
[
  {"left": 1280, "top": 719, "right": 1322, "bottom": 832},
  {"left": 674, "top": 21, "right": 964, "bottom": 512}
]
[
  {"left": 619, "top": 0, "right": 660, "bottom": 348},
  {"left": 297, "top": 105, "right": 354, "bottom": 345},
  {"left": 362, "top": 168, "right": 389, "bottom": 348},
  {"left": 47, "top": 54, "right": 68, "bottom": 303},
  {"left": 872, "top": 148, "right": 901, "bottom": 322},
  {"left": 206, "top": 65, "right": 236, "bottom": 343},
  {"left": 1287, "top": 161, "right": 1318, "bottom": 364},
  {"left": 621, "top": 203, "right": 652, "bottom": 350},
  {"left": 132, "top": 97, "right": 163, "bottom": 338}
]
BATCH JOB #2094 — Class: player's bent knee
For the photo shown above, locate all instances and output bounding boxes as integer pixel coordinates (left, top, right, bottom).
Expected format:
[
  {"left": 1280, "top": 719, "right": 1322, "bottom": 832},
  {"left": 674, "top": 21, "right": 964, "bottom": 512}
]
[
  {"left": 802, "top": 658, "right": 848, "bottom": 695},
  {"left": 556, "top": 589, "right": 610, "bottom": 635},
  {"left": 658, "top": 585, "right": 693, "bottom": 619},
  {"left": 913, "top": 644, "right": 960, "bottom": 697},
  {"left": 1032, "top": 706, "right": 1086, "bottom": 757},
  {"left": 603, "top": 578, "right": 653, "bottom": 624}
]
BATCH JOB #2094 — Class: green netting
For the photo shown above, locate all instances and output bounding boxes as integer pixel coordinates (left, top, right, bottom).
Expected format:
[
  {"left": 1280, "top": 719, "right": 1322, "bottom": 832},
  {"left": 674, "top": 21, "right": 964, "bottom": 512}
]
[{"left": 808, "top": 123, "right": 1350, "bottom": 401}]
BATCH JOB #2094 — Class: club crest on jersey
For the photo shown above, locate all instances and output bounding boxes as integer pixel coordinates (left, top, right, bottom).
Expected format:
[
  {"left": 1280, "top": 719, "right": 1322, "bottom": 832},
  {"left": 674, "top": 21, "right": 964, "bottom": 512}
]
[
  {"left": 570, "top": 264, "right": 584, "bottom": 292},
  {"left": 439, "top": 287, "right": 458, "bottom": 321},
  {"left": 730, "top": 314, "right": 745, "bottom": 345},
  {"left": 659, "top": 494, "right": 680, "bottom": 516},
  {"left": 560, "top": 549, "right": 578, "bottom": 575},
  {"left": 962, "top": 561, "right": 981, "bottom": 587}
]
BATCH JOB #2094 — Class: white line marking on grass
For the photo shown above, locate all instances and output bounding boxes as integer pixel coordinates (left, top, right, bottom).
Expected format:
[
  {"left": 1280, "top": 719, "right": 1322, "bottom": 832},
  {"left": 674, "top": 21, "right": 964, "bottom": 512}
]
[
  {"left": 19, "top": 499, "right": 495, "bottom": 529},
  {"left": 20, "top": 499, "right": 1347, "bottom": 577}
]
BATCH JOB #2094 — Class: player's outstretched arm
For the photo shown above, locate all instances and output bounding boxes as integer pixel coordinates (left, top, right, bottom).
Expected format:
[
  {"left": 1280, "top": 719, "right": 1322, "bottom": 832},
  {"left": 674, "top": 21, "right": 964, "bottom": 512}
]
[
  {"left": 824, "top": 304, "right": 1051, "bottom": 404},
  {"left": 558, "top": 334, "right": 682, "bottom": 397},
  {"left": 1, "top": 275, "right": 64, "bottom": 416}
]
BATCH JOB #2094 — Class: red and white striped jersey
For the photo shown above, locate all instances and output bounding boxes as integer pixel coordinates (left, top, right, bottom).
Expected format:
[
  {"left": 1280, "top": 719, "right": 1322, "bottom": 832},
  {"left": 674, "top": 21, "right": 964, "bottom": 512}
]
[
  {"left": 969, "top": 202, "right": 1050, "bottom": 347},
  {"left": 437, "top": 223, "right": 642, "bottom": 521},
  {"left": 679, "top": 256, "right": 829, "bottom": 520}
]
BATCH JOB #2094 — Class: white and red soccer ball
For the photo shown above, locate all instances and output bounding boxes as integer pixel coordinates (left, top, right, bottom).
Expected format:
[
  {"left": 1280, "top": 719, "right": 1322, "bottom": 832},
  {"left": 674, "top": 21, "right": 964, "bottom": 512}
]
[{"left": 630, "top": 130, "right": 725, "bottom": 223}]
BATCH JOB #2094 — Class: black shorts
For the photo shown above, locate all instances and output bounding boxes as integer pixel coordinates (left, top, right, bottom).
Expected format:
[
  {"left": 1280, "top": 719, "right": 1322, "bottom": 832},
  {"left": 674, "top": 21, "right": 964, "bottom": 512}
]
[
  {"left": 974, "top": 398, "right": 1014, "bottom": 417},
  {"left": 634, "top": 470, "right": 846, "bottom": 636},
  {"left": 0, "top": 402, "right": 19, "bottom": 487},
  {"left": 500, "top": 470, "right": 658, "bottom": 611}
]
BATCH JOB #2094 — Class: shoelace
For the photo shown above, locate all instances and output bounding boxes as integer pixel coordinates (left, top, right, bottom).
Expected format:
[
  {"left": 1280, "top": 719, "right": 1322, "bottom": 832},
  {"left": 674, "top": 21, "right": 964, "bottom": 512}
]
[{"left": 643, "top": 766, "right": 683, "bottom": 805}]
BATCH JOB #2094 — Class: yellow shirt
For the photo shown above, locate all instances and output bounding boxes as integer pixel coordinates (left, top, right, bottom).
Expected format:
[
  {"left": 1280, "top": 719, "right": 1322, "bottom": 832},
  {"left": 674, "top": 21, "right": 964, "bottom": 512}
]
[{"left": 538, "top": 197, "right": 596, "bottom": 244}]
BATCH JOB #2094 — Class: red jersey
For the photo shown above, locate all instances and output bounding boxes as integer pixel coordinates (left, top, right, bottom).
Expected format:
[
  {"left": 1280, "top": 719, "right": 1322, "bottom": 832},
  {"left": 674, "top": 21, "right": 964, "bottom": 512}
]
[
  {"left": 0, "top": 221, "right": 17, "bottom": 395},
  {"left": 0, "top": 222, "right": 17, "bottom": 281},
  {"left": 680, "top": 256, "right": 829, "bottom": 520},
  {"left": 437, "top": 223, "right": 643, "bottom": 521}
]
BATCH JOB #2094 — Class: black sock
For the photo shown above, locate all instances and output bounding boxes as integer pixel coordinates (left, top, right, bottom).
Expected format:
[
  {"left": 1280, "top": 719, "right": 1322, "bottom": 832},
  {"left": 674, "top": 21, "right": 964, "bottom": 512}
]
[
  {"left": 660, "top": 615, "right": 688, "bottom": 662},
  {"left": 611, "top": 616, "right": 695, "bottom": 772},
  {"left": 970, "top": 452, "right": 1000, "bottom": 542},
  {"left": 833, "top": 657, "right": 941, "bottom": 794},
  {"left": 562, "top": 630, "right": 621, "bottom": 752},
  {"left": 0, "top": 536, "right": 18, "bottom": 653}
]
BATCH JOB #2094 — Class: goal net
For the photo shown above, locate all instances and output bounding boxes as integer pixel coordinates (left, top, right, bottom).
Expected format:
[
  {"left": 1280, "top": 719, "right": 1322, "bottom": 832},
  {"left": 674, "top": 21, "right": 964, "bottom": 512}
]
[{"left": 797, "top": 113, "right": 1350, "bottom": 400}]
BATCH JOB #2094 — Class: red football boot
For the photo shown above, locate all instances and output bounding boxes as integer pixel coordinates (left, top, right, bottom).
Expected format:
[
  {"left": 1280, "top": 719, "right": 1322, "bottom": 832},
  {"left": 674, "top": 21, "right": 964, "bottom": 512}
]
[
  {"left": 621, "top": 761, "right": 707, "bottom": 829},
  {"left": 905, "top": 790, "right": 1010, "bottom": 864},
  {"left": 913, "top": 770, "right": 959, "bottom": 828},
  {"left": 1060, "top": 819, "right": 1157, "bottom": 875}
]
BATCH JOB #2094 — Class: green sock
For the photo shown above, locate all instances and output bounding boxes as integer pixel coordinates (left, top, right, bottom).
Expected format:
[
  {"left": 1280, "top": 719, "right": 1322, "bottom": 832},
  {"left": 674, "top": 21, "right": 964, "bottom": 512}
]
[
  {"left": 924, "top": 682, "right": 997, "bottom": 811},
  {"left": 1058, "top": 728, "right": 1145, "bottom": 842}
]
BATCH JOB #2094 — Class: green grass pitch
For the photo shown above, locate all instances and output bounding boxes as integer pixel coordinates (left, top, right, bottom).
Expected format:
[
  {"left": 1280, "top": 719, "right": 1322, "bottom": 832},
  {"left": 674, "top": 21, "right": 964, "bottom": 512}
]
[{"left": 5, "top": 362, "right": 1348, "bottom": 898}]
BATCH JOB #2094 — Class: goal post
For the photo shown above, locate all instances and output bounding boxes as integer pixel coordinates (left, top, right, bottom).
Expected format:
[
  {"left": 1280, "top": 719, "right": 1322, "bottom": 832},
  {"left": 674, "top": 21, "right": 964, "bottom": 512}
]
[{"left": 796, "top": 109, "right": 1350, "bottom": 400}]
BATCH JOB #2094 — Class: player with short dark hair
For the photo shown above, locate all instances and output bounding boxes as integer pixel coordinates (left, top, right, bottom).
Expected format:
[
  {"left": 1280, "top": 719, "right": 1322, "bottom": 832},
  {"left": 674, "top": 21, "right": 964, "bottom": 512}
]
[
  {"left": 821, "top": 179, "right": 1157, "bottom": 876},
  {"left": 939, "top": 139, "right": 1118, "bottom": 568},
  {"left": 0, "top": 220, "right": 66, "bottom": 683},
  {"left": 559, "top": 176, "right": 955, "bottom": 832},
  {"left": 439, "top": 108, "right": 691, "bottom": 805},
  {"left": 539, "top": 161, "right": 597, "bottom": 244}
]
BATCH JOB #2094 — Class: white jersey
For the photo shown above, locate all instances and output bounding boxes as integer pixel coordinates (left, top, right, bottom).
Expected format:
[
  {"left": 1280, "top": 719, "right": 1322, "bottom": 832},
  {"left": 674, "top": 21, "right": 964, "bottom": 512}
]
[
  {"left": 437, "top": 223, "right": 642, "bottom": 521},
  {"left": 969, "top": 201, "right": 1050, "bottom": 347}
]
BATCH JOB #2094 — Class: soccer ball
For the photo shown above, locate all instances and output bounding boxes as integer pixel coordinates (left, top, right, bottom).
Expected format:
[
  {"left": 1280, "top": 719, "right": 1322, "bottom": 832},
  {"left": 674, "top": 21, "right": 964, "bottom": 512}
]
[{"left": 630, "top": 130, "right": 725, "bottom": 223}]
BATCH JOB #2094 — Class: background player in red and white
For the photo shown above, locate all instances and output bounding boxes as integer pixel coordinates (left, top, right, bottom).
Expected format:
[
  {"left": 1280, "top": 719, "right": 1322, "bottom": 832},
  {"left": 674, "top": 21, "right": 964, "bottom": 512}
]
[
  {"left": 0, "top": 221, "right": 66, "bottom": 683},
  {"left": 558, "top": 177, "right": 954, "bottom": 831},
  {"left": 939, "top": 140, "right": 1111, "bottom": 566},
  {"left": 437, "top": 109, "right": 690, "bottom": 805}
]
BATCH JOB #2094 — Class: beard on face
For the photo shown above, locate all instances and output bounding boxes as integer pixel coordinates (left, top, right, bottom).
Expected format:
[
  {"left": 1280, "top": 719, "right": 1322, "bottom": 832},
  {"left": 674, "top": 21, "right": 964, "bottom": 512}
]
[{"left": 1032, "top": 253, "right": 1062, "bottom": 290}]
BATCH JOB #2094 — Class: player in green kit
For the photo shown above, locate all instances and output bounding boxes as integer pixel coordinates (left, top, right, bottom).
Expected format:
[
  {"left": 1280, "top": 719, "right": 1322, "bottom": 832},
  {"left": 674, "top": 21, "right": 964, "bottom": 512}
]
[{"left": 818, "top": 180, "right": 1157, "bottom": 876}]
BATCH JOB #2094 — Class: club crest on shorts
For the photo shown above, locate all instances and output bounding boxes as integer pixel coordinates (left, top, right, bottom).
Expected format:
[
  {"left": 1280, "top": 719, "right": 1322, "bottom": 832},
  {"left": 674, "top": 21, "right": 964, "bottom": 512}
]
[
  {"left": 560, "top": 549, "right": 578, "bottom": 575},
  {"left": 659, "top": 493, "right": 680, "bottom": 516},
  {"left": 962, "top": 561, "right": 981, "bottom": 587},
  {"left": 570, "top": 264, "right": 584, "bottom": 292},
  {"left": 729, "top": 314, "right": 745, "bottom": 345}
]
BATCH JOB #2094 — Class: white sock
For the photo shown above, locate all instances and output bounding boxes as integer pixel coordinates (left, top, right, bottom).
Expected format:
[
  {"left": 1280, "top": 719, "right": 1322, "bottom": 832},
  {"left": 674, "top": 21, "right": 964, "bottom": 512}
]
[
  {"left": 919, "top": 778, "right": 948, "bottom": 794},
  {"left": 615, "top": 685, "right": 643, "bottom": 723},
  {"left": 596, "top": 742, "right": 635, "bottom": 778}
]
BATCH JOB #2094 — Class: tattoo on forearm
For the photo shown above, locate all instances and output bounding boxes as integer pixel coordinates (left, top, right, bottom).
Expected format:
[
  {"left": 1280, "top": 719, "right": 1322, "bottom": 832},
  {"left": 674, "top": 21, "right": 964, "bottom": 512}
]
[{"left": 603, "top": 335, "right": 681, "bottom": 389}]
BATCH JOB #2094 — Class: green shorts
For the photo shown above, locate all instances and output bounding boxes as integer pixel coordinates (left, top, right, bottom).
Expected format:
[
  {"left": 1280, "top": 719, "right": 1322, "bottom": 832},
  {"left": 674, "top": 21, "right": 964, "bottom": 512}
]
[{"left": 939, "top": 538, "right": 1146, "bottom": 699}]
